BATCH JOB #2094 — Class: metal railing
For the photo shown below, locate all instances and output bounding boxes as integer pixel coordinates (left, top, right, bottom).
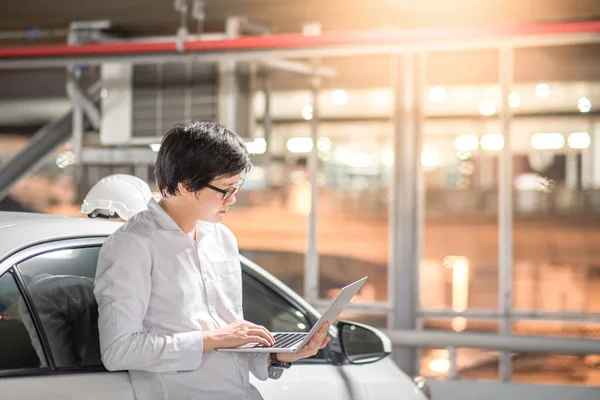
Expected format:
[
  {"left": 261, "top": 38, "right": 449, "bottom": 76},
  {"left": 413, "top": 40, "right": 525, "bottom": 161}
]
[
  {"left": 383, "top": 329, "right": 600, "bottom": 380},
  {"left": 234, "top": 185, "right": 600, "bottom": 215},
  {"left": 315, "top": 301, "right": 600, "bottom": 324}
]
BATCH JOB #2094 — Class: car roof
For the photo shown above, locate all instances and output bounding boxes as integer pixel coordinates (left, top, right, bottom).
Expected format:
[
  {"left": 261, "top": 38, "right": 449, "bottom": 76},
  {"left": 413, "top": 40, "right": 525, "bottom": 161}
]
[
  {"left": 0, "top": 211, "right": 121, "bottom": 263},
  {"left": 0, "top": 211, "right": 322, "bottom": 319}
]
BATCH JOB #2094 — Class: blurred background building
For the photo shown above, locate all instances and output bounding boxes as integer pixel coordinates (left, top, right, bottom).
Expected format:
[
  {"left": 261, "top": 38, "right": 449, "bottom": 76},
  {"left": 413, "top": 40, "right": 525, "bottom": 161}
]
[{"left": 1, "top": 0, "right": 600, "bottom": 388}]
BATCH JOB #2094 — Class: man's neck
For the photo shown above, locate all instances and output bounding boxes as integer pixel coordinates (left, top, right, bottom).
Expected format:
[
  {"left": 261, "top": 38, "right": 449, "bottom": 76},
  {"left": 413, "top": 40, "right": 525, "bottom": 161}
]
[{"left": 158, "top": 197, "right": 197, "bottom": 240}]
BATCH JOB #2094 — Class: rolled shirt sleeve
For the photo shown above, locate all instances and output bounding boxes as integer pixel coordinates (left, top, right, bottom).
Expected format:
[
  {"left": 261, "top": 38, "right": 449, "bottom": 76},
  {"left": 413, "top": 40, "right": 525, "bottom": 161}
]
[{"left": 94, "top": 232, "right": 204, "bottom": 373}]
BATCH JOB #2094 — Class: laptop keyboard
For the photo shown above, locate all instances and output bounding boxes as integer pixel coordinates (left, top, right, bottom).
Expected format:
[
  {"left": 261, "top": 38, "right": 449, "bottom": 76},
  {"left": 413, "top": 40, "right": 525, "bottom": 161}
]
[{"left": 252, "top": 332, "right": 307, "bottom": 349}]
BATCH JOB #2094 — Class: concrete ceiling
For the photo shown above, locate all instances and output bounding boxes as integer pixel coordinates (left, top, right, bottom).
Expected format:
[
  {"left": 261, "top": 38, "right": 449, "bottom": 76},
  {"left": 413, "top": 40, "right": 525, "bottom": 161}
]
[
  {"left": 3, "top": 0, "right": 600, "bottom": 38},
  {"left": 3, "top": 0, "right": 600, "bottom": 131}
]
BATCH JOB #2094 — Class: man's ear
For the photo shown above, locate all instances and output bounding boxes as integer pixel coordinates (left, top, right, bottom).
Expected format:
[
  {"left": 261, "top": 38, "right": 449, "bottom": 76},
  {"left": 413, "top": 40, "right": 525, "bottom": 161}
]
[{"left": 177, "top": 182, "right": 193, "bottom": 197}]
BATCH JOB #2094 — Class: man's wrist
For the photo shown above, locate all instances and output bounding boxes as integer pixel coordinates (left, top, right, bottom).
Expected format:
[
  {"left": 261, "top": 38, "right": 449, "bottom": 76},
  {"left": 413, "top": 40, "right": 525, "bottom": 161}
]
[
  {"left": 267, "top": 353, "right": 292, "bottom": 380},
  {"left": 201, "top": 331, "right": 217, "bottom": 352}
]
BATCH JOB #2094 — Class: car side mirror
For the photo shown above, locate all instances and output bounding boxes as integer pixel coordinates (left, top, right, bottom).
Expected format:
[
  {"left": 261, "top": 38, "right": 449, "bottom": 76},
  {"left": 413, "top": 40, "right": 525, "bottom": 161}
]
[{"left": 337, "top": 320, "right": 391, "bottom": 364}]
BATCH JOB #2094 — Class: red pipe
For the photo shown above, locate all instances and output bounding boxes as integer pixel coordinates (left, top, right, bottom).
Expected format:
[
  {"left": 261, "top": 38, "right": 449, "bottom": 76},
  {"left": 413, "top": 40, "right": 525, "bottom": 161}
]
[{"left": 1, "top": 20, "right": 600, "bottom": 59}]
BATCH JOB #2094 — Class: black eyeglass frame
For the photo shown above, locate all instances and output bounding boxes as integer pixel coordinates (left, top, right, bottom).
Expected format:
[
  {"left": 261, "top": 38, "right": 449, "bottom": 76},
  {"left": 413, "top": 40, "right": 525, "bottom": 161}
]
[{"left": 205, "top": 177, "right": 245, "bottom": 200}]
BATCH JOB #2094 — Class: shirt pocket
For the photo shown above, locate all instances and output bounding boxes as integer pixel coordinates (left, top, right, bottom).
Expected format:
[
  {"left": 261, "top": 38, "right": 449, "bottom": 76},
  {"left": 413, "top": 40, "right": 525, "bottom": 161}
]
[{"left": 211, "top": 259, "right": 243, "bottom": 313}]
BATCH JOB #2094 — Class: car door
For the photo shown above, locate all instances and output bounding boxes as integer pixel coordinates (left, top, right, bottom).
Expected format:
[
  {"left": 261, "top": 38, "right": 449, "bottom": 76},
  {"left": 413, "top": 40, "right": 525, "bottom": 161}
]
[
  {"left": 0, "top": 239, "right": 135, "bottom": 400},
  {"left": 241, "top": 268, "right": 369, "bottom": 400}
]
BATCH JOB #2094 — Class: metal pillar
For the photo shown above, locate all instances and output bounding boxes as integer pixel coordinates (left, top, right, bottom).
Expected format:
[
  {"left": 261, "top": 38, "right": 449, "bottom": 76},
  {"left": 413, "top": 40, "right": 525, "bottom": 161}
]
[
  {"left": 414, "top": 53, "right": 427, "bottom": 371},
  {"left": 591, "top": 121, "right": 600, "bottom": 188},
  {"left": 304, "top": 70, "right": 320, "bottom": 301},
  {"left": 262, "top": 72, "right": 273, "bottom": 155},
  {"left": 218, "top": 17, "right": 241, "bottom": 131},
  {"left": 498, "top": 46, "right": 514, "bottom": 382},
  {"left": 566, "top": 153, "right": 578, "bottom": 188},
  {"left": 70, "top": 68, "right": 84, "bottom": 180},
  {"left": 581, "top": 120, "right": 595, "bottom": 189},
  {"left": 388, "top": 53, "right": 423, "bottom": 376}
]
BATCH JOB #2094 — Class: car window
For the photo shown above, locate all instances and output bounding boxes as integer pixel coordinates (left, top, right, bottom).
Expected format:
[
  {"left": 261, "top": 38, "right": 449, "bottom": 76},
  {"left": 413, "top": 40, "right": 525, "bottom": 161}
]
[
  {"left": 242, "top": 271, "right": 311, "bottom": 333},
  {"left": 0, "top": 271, "right": 46, "bottom": 371},
  {"left": 17, "top": 247, "right": 103, "bottom": 369},
  {"left": 242, "top": 271, "right": 330, "bottom": 361}
]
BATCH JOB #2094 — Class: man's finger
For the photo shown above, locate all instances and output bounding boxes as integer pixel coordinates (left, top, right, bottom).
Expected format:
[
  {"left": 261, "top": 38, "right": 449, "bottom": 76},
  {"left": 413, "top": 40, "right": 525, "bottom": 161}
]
[
  {"left": 308, "top": 333, "right": 322, "bottom": 352},
  {"left": 252, "top": 323, "right": 276, "bottom": 344},
  {"left": 320, "top": 337, "right": 331, "bottom": 349},
  {"left": 249, "top": 328, "right": 275, "bottom": 345},
  {"left": 247, "top": 335, "right": 271, "bottom": 347},
  {"left": 261, "top": 327, "right": 276, "bottom": 344}
]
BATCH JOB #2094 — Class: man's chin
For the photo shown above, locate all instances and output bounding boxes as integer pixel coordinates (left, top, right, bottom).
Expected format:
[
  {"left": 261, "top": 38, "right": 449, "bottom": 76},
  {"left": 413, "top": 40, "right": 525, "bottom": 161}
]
[
  {"left": 198, "top": 213, "right": 224, "bottom": 223},
  {"left": 211, "top": 213, "right": 225, "bottom": 223}
]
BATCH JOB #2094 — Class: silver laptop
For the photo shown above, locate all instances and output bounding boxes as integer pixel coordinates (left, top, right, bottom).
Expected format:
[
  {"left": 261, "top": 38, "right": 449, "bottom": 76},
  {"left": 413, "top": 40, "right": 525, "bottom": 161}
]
[{"left": 218, "top": 276, "right": 367, "bottom": 353}]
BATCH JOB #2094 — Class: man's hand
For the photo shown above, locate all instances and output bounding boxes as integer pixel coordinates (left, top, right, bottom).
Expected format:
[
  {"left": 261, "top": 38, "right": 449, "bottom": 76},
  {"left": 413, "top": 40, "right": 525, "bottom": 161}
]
[
  {"left": 203, "top": 320, "right": 275, "bottom": 352},
  {"left": 275, "top": 322, "right": 331, "bottom": 363}
]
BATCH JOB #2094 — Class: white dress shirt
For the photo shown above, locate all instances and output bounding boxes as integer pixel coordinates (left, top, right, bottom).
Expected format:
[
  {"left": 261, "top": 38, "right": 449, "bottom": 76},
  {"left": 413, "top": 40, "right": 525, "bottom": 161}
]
[{"left": 95, "top": 199, "right": 269, "bottom": 400}]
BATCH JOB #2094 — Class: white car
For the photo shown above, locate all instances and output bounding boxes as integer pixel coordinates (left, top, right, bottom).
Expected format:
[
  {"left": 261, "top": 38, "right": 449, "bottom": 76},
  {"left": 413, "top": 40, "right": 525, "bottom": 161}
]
[{"left": 0, "top": 211, "right": 431, "bottom": 400}]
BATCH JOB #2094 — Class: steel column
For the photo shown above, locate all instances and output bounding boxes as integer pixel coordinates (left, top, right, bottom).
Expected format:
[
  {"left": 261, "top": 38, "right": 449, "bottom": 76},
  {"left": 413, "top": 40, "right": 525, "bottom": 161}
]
[
  {"left": 388, "top": 52, "right": 423, "bottom": 376},
  {"left": 498, "top": 46, "right": 515, "bottom": 382},
  {"left": 591, "top": 120, "right": 600, "bottom": 188},
  {"left": 581, "top": 119, "right": 595, "bottom": 189},
  {"left": 70, "top": 68, "right": 84, "bottom": 188},
  {"left": 566, "top": 153, "right": 578, "bottom": 188},
  {"left": 218, "top": 17, "right": 241, "bottom": 131},
  {"left": 304, "top": 70, "right": 320, "bottom": 301},
  {"left": 262, "top": 74, "right": 273, "bottom": 156}
]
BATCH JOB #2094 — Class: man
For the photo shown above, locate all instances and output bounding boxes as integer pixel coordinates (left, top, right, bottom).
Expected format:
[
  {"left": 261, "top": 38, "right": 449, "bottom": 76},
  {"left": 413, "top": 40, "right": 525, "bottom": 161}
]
[{"left": 94, "top": 121, "right": 329, "bottom": 400}]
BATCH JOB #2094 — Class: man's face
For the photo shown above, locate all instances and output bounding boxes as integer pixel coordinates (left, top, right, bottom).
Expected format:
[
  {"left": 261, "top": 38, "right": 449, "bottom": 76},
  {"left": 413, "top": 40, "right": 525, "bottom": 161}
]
[{"left": 181, "top": 174, "right": 241, "bottom": 223}]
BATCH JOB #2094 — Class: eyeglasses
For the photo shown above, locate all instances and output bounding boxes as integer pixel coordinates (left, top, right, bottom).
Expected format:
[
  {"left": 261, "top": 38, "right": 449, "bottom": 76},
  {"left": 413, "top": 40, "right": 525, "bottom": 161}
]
[{"left": 205, "top": 177, "right": 245, "bottom": 200}]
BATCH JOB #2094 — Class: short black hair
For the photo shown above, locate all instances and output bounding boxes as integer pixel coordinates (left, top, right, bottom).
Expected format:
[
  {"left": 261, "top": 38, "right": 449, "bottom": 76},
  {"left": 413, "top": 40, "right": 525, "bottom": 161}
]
[{"left": 154, "top": 121, "right": 251, "bottom": 196}]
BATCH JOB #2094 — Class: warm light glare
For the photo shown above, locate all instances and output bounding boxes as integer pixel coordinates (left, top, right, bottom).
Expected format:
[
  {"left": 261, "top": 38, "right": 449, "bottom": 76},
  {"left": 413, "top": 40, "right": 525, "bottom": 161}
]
[
  {"left": 429, "top": 86, "right": 447, "bottom": 103},
  {"left": 331, "top": 89, "right": 348, "bottom": 105},
  {"left": 452, "top": 259, "right": 469, "bottom": 312},
  {"left": 245, "top": 138, "right": 267, "bottom": 154},
  {"left": 452, "top": 316, "right": 467, "bottom": 333},
  {"left": 508, "top": 92, "right": 521, "bottom": 108},
  {"left": 56, "top": 151, "right": 76, "bottom": 168},
  {"left": 480, "top": 134, "right": 504, "bottom": 151},
  {"left": 286, "top": 137, "right": 314, "bottom": 153},
  {"left": 421, "top": 145, "right": 439, "bottom": 168},
  {"left": 348, "top": 153, "right": 371, "bottom": 168},
  {"left": 335, "top": 147, "right": 370, "bottom": 168},
  {"left": 317, "top": 137, "right": 332, "bottom": 151},
  {"left": 454, "top": 134, "right": 479, "bottom": 151},
  {"left": 568, "top": 132, "right": 591, "bottom": 149},
  {"left": 577, "top": 97, "right": 592, "bottom": 113},
  {"left": 535, "top": 83, "right": 551, "bottom": 99},
  {"left": 382, "top": 149, "right": 394, "bottom": 167},
  {"left": 479, "top": 100, "right": 496, "bottom": 116},
  {"left": 368, "top": 88, "right": 392, "bottom": 106},
  {"left": 444, "top": 256, "right": 470, "bottom": 332},
  {"left": 301, "top": 105, "right": 313, "bottom": 120},
  {"left": 429, "top": 358, "right": 450, "bottom": 374},
  {"left": 531, "top": 133, "right": 565, "bottom": 150}
]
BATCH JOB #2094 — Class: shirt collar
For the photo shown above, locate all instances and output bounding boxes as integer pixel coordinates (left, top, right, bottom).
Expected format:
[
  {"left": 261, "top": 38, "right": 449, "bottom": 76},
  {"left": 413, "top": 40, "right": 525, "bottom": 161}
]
[{"left": 147, "top": 198, "right": 215, "bottom": 240}]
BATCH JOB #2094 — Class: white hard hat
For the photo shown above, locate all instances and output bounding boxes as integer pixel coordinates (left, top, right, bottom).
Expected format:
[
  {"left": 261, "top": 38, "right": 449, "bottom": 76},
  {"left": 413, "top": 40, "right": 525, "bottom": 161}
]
[{"left": 80, "top": 174, "right": 154, "bottom": 220}]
